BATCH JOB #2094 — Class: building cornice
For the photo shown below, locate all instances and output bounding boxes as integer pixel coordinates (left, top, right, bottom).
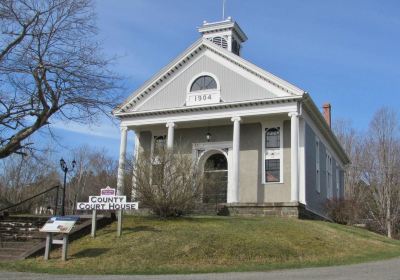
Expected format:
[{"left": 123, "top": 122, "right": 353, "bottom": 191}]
[{"left": 115, "top": 96, "right": 303, "bottom": 118}]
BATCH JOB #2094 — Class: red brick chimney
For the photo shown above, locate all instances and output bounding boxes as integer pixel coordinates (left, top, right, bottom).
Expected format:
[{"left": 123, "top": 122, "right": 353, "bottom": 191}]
[{"left": 322, "top": 103, "right": 331, "bottom": 128}]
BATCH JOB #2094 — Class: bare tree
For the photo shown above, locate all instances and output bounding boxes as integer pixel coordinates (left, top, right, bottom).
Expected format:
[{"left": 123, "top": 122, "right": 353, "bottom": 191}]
[
  {"left": 0, "top": 0, "right": 119, "bottom": 158},
  {"left": 0, "top": 149, "right": 59, "bottom": 212},
  {"left": 362, "top": 108, "right": 400, "bottom": 238},
  {"left": 67, "top": 146, "right": 118, "bottom": 214},
  {"left": 133, "top": 149, "right": 203, "bottom": 218},
  {"left": 333, "top": 119, "right": 368, "bottom": 223}
]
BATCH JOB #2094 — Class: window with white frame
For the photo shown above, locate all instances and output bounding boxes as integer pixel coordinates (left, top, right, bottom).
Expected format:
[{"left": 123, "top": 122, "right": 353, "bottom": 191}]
[
  {"left": 264, "top": 127, "right": 282, "bottom": 183},
  {"left": 326, "top": 152, "right": 333, "bottom": 199},
  {"left": 336, "top": 164, "right": 340, "bottom": 198},
  {"left": 186, "top": 73, "right": 220, "bottom": 106},
  {"left": 190, "top": 75, "right": 217, "bottom": 92},
  {"left": 153, "top": 135, "right": 166, "bottom": 157},
  {"left": 316, "top": 137, "right": 320, "bottom": 193},
  {"left": 152, "top": 135, "right": 166, "bottom": 185}
]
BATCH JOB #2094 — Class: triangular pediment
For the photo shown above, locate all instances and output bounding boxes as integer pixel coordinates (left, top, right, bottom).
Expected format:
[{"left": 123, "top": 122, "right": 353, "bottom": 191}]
[{"left": 113, "top": 39, "right": 304, "bottom": 115}]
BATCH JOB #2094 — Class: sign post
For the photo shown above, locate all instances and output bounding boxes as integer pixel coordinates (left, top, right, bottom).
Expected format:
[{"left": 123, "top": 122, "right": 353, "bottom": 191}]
[
  {"left": 117, "top": 210, "right": 122, "bottom": 237},
  {"left": 91, "top": 209, "right": 97, "bottom": 238},
  {"left": 44, "top": 232, "right": 52, "bottom": 260},
  {"left": 76, "top": 186, "right": 138, "bottom": 237},
  {"left": 40, "top": 216, "right": 79, "bottom": 261}
]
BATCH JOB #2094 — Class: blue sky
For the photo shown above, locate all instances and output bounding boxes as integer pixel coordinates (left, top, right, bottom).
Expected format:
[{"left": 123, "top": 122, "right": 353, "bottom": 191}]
[{"left": 49, "top": 0, "right": 400, "bottom": 159}]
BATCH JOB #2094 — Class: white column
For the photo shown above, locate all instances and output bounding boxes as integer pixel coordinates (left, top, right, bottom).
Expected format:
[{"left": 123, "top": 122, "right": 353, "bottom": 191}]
[
  {"left": 299, "top": 118, "right": 306, "bottom": 204},
  {"left": 166, "top": 122, "right": 175, "bottom": 150},
  {"left": 131, "top": 131, "right": 140, "bottom": 200},
  {"left": 289, "top": 112, "right": 300, "bottom": 202},
  {"left": 117, "top": 126, "right": 128, "bottom": 196},
  {"left": 229, "top": 116, "right": 241, "bottom": 203}
]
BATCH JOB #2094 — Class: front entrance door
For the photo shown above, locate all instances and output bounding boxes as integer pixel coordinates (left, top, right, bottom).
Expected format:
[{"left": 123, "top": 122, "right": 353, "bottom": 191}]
[{"left": 203, "top": 153, "right": 228, "bottom": 204}]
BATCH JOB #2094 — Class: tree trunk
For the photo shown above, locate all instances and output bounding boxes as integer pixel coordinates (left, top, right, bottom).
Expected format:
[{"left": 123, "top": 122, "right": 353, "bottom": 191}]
[
  {"left": 387, "top": 206, "right": 392, "bottom": 238},
  {"left": 387, "top": 220, "right": 392, "bottom": 238}
]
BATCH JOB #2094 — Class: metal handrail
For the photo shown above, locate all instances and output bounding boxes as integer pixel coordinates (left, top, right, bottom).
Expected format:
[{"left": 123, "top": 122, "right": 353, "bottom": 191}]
[{"left": 0, "top": 185, "right": 60, "bottom": 213}]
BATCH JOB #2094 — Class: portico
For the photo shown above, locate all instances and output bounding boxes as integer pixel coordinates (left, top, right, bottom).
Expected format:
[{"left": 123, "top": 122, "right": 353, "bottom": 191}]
[{"left": 116, "top": 98, "right": 302, "bottom": 206}]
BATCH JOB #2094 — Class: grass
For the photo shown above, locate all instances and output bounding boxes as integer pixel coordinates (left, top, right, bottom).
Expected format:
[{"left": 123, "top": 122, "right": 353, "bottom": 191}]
[{"left": 2, "top": 215, "right": 400, "bottom": 275}]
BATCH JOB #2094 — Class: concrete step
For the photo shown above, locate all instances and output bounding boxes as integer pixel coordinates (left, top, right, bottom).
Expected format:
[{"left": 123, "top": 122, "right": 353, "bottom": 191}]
[
  {"left": 0, "top": 247, "right": 27, "bottom": 253},
  {"left": 0, "top": 234, "right": 45, "bottom": 242},
  {"left": 0, "top": 227, "right": 40, "bottom": 232},
  {"left": 0, "top": 217, "right": 47, "bottom": 243},
  {"left": 0, "top": 253, "right": 21, "bottom": 261},
  {"left": 0, "top": 220, "right": 40, "bottom": 223},
  {"left": 0, "top": 216, "right": 48, "bottom": 261},
  {"left": 0, "top": 221, "right": 34, "bottom": 225},
  {"left": 0, "top": 241, "right": 39, "bottom": 248}
]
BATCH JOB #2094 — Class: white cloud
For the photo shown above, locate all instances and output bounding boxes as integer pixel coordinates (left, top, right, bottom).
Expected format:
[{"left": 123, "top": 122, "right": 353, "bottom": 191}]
[{"left": 52, "top": 120, "right": 121, "bottom": 140}]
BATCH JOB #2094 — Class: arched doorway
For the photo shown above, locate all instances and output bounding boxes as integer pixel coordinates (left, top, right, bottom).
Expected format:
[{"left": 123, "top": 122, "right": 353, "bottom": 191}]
[{"left": 202, "top": 153, "right": 228, "bottom": 204}]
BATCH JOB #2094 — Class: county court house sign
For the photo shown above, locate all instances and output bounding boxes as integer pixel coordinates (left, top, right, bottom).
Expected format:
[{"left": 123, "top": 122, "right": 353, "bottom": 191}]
[{"left": 77, "top": 186, "right": 138, "bottom": 211}]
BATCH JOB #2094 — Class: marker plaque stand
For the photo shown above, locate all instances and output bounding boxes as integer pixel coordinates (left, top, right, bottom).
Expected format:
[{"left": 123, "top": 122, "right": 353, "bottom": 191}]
[
  {"left": 44, "top": 233, "right": 69, "bottom": 261},
  {"left": 40, "top": 216, "right": 79, "bottom": 262}
]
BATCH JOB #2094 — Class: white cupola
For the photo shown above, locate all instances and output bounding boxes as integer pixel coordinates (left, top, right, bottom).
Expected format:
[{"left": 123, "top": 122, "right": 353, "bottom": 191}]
[{"left": 198, "top": 17, "right": 247, "bottom": 56}]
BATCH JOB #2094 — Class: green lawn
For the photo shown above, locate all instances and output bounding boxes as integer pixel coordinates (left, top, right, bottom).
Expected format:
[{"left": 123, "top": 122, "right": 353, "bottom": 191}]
[{"left": 2, "top": 216, "right": 400, "bottom": 275}]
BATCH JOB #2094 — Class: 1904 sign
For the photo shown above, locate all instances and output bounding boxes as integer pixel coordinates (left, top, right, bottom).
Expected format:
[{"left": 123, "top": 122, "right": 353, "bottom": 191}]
[
  {"left": 186, "top": 92, "right": 220, "bottom": 106},
  {"left": 194, "top": 94, "right": 212, "bottom": 102}
]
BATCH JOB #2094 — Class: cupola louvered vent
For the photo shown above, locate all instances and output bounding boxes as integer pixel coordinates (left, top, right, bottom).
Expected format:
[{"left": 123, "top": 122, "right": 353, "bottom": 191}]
[{"left": 212, "top": 36, "right": 228, "bottom": 49}]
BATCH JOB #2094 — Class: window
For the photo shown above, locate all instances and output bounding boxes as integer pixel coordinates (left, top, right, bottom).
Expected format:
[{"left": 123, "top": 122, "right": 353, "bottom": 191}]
[
  {"left": 186, "top": 73, "right": 220, "bottom": 106},
  {"left": 266, "top": 127, "right": 280, "bottom": 148},
  {"left": 153, "top": 135, "right": 166, "bottom": 156},
  {"left": 203, "top": 154, "right": 228, "bottom": 204},
  {"left": 264, "top": 127, "right": 282, "bottom": 183},
  {"left": 336, "top": 164, "right": 340, "bottom": 198},
  {"left": 326, "top": 152, "right": 333, "bottom": 199},
  {"left": 232, "top": 39, "right": 241, "bottom": 55},
  {"left": 190, "top": 76, "right": 217, "bottom": 92},
  {"left": 265, "top": 159, "right": 280, "bottom": 182},
  {"left": 316, "top": 137, "right": 320, "bottom": 193},
  {"left": 151, "top": 135, "right": 166, "bottom": 185}
]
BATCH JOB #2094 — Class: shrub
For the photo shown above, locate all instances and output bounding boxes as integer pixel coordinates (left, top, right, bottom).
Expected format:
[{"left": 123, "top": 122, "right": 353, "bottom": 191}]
[
  {"left": 325, "top": 198, "right": 362, "bottom": 225},
  {"left": 132, "top": 149, "right": 203, "bottom": 218}
]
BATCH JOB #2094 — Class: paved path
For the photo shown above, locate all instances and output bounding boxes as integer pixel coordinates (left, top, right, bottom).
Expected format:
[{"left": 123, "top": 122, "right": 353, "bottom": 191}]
[{"left": 2, "top": 258, "right": 400, "bottom": 280}]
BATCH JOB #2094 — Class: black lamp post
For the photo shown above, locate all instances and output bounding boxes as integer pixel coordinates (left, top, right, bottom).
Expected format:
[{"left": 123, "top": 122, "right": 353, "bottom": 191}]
[{"left": 59, "top": 158, "right": 76, "bottom": 216}]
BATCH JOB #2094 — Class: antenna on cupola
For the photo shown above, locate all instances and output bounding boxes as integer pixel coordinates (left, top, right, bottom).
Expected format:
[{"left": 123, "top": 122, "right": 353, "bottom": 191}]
[{"left": 222, "top": 0, "right": 226, "bottom": 20}]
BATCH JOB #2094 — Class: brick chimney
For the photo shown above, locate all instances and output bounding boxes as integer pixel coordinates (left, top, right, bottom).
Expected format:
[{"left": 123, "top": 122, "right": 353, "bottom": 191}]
[{"left": 322, "top": 103, "right": 331, "bottom": 128}]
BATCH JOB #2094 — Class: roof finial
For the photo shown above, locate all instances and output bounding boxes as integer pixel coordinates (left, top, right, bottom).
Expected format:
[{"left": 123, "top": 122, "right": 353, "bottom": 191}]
[{"left": 222, "top": 0, "right": 226, "bottom": 20}]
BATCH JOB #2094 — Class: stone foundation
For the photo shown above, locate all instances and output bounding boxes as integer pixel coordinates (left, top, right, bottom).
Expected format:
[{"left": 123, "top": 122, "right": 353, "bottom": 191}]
[
  {"left": 127, "top": 203, "right": 329, "bottom": 220},
  {"left": 223, "top": 202, "right": 328, "bottom": 220}
]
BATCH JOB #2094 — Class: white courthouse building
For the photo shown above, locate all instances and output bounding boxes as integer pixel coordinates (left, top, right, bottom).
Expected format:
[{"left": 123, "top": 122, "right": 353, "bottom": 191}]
[{"left": 113, "top": 18, "right": 350, "bottom": 219}]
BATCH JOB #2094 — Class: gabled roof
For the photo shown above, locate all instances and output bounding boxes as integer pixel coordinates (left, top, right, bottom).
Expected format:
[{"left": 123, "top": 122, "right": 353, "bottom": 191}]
[
  {"left": 113, "top": 38, "right": 305, "bottom": 116},
  {"left": 113, "top": 37, "right": 350, "bottom": 165},
  {"left": 302, "top": 94, "right": 351, "bottom": 165}
]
